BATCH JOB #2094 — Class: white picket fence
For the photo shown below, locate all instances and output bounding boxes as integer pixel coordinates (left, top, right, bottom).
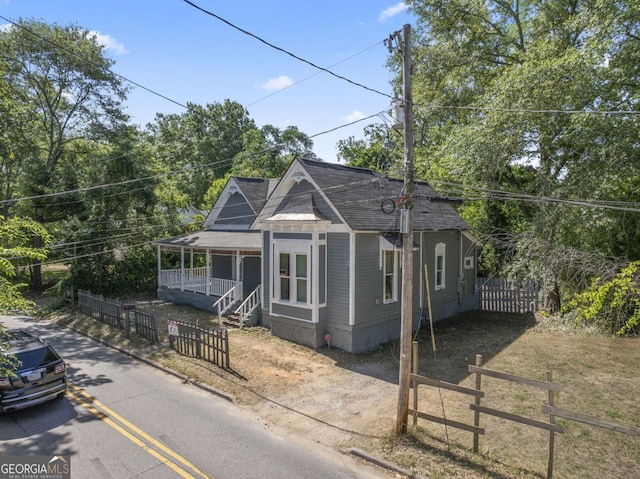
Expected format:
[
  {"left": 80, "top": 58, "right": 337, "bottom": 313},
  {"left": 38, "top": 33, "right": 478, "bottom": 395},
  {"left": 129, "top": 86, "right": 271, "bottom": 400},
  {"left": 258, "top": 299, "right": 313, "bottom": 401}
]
[{"left": 475, "top": 277, "right": 540, "bottom": 313}]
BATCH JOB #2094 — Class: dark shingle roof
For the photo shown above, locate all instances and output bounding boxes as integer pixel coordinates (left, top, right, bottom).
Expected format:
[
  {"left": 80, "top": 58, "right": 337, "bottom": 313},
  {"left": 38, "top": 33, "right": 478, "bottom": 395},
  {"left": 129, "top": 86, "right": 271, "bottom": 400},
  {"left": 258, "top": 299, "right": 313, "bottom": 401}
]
[
  {"left": 233, "top": 177, "right": 275, "bottom": 214},
  {"left": 297, "top": 158, "right": 469, "bottom": 232}
]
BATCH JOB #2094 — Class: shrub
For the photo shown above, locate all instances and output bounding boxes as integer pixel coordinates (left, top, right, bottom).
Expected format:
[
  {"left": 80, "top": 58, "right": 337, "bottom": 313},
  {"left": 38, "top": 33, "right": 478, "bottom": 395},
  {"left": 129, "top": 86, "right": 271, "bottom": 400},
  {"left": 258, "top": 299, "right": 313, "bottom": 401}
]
[{"left": 563, "top": 261, "right": 640, "bottom": 336}]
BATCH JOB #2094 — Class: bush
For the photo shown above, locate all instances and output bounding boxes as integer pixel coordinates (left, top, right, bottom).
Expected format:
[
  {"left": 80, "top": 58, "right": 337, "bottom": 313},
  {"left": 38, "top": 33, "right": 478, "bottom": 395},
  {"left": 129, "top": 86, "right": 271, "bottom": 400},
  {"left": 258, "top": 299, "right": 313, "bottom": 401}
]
[{"left": 563, "top": 261, "right": 640, "bottom": 336}]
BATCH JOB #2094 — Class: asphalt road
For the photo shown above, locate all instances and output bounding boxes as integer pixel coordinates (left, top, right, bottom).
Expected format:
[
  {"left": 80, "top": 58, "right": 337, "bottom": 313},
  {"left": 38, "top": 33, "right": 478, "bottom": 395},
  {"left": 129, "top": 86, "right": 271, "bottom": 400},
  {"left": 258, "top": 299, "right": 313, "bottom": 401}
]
[{"left": 0, "top": 315, "right": 391, "bottom": 479}]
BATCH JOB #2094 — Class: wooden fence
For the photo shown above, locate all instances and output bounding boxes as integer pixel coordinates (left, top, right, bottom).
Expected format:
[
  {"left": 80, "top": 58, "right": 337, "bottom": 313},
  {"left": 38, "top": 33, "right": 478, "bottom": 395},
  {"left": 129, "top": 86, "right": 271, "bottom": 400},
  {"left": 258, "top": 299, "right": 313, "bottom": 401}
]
[
  {"left": 409, "top": 350, "right": 640, "bottom": 479},
  {"left": 76, "top": 288, "right": 158, "bottom": 343},
  {"left": 476, "top": 277, "right": 540, "bottom": 313},
  {"left": 168, "top": 320, "right": 229, "bottom": 369}
]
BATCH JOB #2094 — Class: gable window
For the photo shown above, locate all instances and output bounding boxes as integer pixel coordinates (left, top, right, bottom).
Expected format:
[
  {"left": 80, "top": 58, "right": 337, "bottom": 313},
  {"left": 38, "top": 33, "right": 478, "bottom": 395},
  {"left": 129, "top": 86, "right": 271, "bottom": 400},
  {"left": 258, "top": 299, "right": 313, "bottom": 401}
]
[
  {"left": 274, "top": 241, "right": 311, "bottom": 306},
  {"left": 435, "top": 243, "right": 446, "bottom": 290}
]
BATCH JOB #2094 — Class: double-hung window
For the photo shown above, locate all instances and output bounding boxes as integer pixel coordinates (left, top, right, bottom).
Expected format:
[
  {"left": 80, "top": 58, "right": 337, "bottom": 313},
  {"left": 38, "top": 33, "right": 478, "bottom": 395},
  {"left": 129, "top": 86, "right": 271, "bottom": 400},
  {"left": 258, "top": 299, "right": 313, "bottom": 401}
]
[
  {"left": 275, "top": 241, "right": 311, "bottom": 305},
  {"left": 383, "top": 249, "right": 401, "bottom": 303},
  {"left": 435, "top": 242, "right": 446, "bottom": 290}
]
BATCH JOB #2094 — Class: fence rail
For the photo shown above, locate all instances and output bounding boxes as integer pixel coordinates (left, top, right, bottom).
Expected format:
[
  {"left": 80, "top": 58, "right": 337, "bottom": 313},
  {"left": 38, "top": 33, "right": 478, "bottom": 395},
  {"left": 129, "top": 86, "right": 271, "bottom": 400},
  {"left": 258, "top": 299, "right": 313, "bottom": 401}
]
[
  {"left": 410, "top": 349, "right": 639, "bottom": 479},
  {"left": 168, "top": 320, "right": 229, "bottom": 369},
  {"left": 476, "top": 277, "right": 540, "bottom": 313},
  {"left": 76, "top": 288, "right": 158, "bottom": 343}
]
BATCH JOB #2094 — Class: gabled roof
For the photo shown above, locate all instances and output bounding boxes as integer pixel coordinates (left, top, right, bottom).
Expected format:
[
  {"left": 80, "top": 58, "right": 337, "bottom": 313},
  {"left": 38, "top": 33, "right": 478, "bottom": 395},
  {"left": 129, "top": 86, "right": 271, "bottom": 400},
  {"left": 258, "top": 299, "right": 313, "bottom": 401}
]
[
  {"left": 291, "top": 158, "right": 470, "bottom": 232},
  {"left": 203, "top": 177, "right": 277, "bottom": 229},
  {"left": 235, "top": 177, "right": 278, "bottom": 214}
]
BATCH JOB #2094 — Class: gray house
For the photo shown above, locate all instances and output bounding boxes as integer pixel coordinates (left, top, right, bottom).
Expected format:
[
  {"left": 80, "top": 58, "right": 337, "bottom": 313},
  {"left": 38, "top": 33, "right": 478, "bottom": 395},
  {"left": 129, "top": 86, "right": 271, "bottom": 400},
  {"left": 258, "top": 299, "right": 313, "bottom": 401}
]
[{"left": 154, "top": 158, "right": 477, "bottom": 353}]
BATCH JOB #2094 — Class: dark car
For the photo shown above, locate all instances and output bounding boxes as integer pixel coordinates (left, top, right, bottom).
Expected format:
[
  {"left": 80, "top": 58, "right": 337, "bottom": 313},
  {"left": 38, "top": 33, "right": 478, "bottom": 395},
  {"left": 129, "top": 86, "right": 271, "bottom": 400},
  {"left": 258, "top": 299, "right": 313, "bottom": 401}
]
[{"left": 0, "top": 329, "right": 67, "bottom": 413}]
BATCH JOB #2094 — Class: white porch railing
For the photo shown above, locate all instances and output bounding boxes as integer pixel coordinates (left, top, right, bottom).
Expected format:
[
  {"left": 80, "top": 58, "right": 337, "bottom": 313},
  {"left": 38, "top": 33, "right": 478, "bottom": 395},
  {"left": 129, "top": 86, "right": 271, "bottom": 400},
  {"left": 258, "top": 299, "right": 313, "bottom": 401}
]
[
  {"left": 159, "top": 268, "right": 238, "bottom": 296},
  {"left": 214, "top": 282, "right": 243, "bottom": 324},
  {"left": 234, "top": 285, "right": 262, "bottom": 328}
]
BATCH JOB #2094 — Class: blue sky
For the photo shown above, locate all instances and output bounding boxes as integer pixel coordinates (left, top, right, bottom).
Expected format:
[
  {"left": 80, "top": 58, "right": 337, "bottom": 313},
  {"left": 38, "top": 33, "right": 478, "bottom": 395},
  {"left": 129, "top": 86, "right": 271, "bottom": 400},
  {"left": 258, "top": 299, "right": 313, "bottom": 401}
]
[{"left": 1, "top": 0, "right": 414, "bottom": 163}]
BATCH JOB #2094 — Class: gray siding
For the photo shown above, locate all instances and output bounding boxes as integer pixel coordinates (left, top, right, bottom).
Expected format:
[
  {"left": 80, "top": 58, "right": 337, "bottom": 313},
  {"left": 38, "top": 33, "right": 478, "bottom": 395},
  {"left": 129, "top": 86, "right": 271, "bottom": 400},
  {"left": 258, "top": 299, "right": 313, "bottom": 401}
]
[
  {"left": 417, "top": 231, "right": 476, "bottom": 320},
  {"left": 326, "top": 233, "right": 350, "bottom": 327},
  {"left": 216, "top": 192, "right": 255, "bottom": 227},
  {"left": 243, "top": 256, "right": 261, "bottom": 294},
  {"left": 272, "top": 303, "right": 313, "bottom": 321}
]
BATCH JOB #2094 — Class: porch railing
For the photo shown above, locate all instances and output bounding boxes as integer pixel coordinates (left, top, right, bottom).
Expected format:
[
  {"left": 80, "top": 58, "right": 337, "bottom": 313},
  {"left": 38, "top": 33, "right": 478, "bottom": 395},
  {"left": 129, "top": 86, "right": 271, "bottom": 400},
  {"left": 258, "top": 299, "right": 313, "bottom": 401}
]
[
  {"left": 234, "top": 284, "right": 262, "bottom": 328},
  {"left": 214, "top": 282, "right": 243, "bottom": 324},
  {"left": 159, "top": 268, "right": 239, "bottom": 296}
]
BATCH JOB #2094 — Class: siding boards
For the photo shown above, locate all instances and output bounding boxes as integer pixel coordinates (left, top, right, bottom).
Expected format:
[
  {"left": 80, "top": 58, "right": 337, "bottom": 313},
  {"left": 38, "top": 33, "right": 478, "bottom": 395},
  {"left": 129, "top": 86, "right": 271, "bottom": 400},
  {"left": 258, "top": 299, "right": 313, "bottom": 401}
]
[
  {"left": 326, "top": 233, "right": 350, "bottom": 325},
  {"left": 355, "top": 233, "right": 393, "bottom": 325}
]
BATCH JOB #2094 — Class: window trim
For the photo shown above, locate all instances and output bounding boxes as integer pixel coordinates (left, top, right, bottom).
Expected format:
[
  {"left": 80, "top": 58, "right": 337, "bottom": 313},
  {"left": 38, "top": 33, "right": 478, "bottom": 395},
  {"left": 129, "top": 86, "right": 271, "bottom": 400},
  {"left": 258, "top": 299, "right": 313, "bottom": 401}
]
[
  {"left": 435, "top": 242, "right": 446, "bottom": 290},
  {"left": 384, "top": 250, "right": 401, "bottom": 303},
  {"left": 273, "top": 240, "right": 312, "bottom": 308}
]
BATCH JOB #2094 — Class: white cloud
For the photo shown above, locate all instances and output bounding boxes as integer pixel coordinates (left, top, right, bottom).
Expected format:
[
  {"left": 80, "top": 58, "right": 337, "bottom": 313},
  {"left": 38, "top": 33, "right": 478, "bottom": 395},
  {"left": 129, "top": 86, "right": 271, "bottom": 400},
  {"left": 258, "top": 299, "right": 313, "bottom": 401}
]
[
  {"left": 344, "top": 110, "right": 366, "bottom": 122},
  {"left": 379, "top": 2, "right": 408, "bottom": 22},
  {"left": 89, "top": 31, "right": 128, "bottom": 54},
  {"left": 257, "top": 75, "right": 294, "bottom": 91},
  {"left": 1, "top": 23, "right": 14, "bottom": 33}
]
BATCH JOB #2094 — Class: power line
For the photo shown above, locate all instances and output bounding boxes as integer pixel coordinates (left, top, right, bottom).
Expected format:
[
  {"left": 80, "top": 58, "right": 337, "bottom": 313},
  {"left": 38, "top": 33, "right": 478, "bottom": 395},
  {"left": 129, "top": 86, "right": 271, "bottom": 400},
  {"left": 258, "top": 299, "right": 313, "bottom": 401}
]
[{"left": 181, "top": 0, "right": 394, "bottom": 100}]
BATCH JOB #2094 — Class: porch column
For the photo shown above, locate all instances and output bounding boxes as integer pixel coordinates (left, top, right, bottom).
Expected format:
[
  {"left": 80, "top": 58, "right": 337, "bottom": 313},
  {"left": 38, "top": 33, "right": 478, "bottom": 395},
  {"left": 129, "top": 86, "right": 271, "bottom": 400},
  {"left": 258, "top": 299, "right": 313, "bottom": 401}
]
[
  {"left": 157, "top": 245, "right": 161, "bottom": 288},
  {"left": 236, "top": 250, "right": 241, "bottom": 300},
  {"left": 180, "top": 247, "right": 185, "bottom": 291},
  {"left": 206, "top": 249, "right": 211, "bottom": 296}
]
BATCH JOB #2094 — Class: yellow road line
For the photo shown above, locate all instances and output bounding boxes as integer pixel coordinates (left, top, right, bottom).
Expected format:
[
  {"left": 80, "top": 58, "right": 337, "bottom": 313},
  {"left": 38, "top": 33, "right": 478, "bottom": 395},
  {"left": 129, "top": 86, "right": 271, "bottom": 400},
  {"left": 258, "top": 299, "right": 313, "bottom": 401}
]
[{"left": 67, "top": 383, "right": 212, "bottom": 479}]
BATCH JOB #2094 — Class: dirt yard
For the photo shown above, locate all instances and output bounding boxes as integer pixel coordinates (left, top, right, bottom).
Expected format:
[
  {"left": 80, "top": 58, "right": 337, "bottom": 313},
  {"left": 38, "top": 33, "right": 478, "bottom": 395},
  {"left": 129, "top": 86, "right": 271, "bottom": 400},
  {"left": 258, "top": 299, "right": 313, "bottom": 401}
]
[{"left": 57, "top": 301, "right": 640, "bottom": 479}]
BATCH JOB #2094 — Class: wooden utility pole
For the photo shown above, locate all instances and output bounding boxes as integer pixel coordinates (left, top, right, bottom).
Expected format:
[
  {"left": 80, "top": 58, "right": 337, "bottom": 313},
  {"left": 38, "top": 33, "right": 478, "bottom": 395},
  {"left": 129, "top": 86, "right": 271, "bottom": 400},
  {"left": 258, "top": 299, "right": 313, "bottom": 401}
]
[{"left": 396, "top": 23, "right": 414, "bottom": 435}]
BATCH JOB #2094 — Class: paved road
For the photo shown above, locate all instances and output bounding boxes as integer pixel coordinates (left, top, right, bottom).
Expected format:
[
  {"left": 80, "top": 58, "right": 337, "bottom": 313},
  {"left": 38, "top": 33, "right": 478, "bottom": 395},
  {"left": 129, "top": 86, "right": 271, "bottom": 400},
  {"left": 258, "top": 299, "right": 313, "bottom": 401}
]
[{"left": 0, "top": 315, "right": 391, "bottom": 479}]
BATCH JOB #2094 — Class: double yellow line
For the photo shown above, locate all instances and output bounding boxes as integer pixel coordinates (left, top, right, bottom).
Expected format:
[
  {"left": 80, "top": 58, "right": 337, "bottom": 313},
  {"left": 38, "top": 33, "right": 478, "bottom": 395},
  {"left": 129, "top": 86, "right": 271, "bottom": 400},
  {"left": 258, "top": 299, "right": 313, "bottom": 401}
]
[{"left": 67, "top": 382, "right": 212, "bottom": 479}]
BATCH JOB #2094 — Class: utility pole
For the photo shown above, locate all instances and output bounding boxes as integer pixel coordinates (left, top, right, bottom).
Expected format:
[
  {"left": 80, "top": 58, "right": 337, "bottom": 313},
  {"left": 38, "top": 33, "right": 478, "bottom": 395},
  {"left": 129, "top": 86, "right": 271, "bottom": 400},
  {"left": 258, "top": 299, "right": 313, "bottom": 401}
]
[{"left": 395, "top": 23, "right": 414, "bottom": 435}]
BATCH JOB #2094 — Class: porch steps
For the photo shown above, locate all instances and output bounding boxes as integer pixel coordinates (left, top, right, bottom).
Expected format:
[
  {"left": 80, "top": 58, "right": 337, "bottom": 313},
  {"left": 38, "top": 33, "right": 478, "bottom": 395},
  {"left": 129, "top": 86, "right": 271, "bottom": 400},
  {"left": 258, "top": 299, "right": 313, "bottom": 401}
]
[{"left": 222, "top": 314, "right": 242, "bottom": 328}]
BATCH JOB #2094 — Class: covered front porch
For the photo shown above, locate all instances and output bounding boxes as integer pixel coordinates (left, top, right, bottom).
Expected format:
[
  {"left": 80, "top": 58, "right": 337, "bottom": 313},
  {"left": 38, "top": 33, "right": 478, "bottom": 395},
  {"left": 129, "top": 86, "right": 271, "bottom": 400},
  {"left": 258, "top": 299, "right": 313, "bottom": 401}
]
[{"left": 154, "top": 230, "right": 263, "bottom": 324}]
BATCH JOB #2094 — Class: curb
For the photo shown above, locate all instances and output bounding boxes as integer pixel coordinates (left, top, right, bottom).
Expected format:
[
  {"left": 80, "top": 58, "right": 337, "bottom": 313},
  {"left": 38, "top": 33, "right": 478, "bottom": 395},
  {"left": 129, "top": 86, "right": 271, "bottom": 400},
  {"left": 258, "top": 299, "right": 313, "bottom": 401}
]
[
  {"left": 57, "top": 321, "right": 236, "bottom": 404},
  {"left": 346, "top": 448, "right": 426, "bottom": 479}
]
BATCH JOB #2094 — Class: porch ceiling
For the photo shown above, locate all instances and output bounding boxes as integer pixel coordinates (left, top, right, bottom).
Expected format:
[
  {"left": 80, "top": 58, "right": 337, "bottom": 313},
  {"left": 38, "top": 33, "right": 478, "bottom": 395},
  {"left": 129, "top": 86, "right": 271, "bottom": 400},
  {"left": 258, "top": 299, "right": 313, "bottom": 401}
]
[{"left": 154, "top": 230, "right": 262, "bottom": 250}]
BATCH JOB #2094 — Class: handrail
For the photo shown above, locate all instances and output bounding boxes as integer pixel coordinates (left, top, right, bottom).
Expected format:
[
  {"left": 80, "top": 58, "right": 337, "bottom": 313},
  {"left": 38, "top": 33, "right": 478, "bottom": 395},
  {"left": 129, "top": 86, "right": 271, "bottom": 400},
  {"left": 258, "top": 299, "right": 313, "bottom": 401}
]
[
  {"left": 234, "top": 285, "right": 261, "bottom": 328},
  {"left": 213, "top": 282, "right": 243, "bottom": 324}
]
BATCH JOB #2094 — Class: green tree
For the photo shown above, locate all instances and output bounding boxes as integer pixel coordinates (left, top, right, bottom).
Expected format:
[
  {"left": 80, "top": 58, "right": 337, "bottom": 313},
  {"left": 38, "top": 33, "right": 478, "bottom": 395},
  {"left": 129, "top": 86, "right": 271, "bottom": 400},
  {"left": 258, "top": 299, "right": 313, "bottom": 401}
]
[
  {"left": 336, "top": 123, "right": 403, "bottom": 174},
  {"left": 406, "top": 0, "right": 640, "bottom": 308},
  {"left": 63, "top": 127, "right": 172, "bottom": 296},
  {"left": 146, "top": 101, "right": 256, "bottom": 209},
  {"left": 0, "top": 19, "right": 130, "bottom": 290},
  {"left": 232, "top": 125, "right": 315, "bottom": 178},
  {"left": 0, "top": 215, "right": 49, "bottom": 312}
]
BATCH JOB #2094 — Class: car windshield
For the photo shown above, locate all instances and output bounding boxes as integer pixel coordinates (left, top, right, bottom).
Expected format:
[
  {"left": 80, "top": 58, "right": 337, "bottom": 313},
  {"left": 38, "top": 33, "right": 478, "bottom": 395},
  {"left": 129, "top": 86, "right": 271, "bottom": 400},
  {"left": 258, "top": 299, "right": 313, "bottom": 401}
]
[{"left": 14, "top": 347, "right": 60, "bottom": 370}]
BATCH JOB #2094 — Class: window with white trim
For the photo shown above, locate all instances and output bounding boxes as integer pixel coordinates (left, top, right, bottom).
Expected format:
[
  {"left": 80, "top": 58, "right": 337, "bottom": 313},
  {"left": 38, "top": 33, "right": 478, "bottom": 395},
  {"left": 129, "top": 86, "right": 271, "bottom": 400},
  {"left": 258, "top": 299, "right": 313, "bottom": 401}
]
[
  {"left": 383, "top": 250, "right": 400, "bottom": 303},
  {"left": 435, "top": 242, "right": 446, "bottom": 290},
  {"left": 274, "top": 241, "right": 311, "bottom": 306}
]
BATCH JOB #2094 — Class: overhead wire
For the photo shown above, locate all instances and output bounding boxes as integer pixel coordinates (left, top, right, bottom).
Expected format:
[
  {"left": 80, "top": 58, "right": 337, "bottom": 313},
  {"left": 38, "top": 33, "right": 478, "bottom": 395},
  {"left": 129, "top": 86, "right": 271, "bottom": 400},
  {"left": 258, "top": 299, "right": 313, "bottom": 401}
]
[{"left": 181, "top": 0, "right": 394, "bottom": 100}]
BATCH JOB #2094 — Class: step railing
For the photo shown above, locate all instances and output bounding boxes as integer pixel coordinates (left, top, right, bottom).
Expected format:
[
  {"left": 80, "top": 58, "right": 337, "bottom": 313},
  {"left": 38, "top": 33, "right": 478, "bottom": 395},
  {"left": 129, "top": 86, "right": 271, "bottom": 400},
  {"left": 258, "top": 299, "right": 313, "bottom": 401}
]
[
  {"left": 233, "top": 285, "right": 261, "bottom": 328},
  {"left": 213, "top": 282, "right": 243, "bottom": 324}
]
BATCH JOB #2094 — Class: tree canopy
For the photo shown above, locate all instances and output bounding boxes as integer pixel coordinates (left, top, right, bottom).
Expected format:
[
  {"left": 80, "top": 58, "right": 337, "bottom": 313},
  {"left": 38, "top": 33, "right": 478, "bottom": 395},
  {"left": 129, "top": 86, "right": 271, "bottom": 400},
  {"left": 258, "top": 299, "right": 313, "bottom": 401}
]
[{"left": 398, "top": 0, "right": 640, "bottom": 309}]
